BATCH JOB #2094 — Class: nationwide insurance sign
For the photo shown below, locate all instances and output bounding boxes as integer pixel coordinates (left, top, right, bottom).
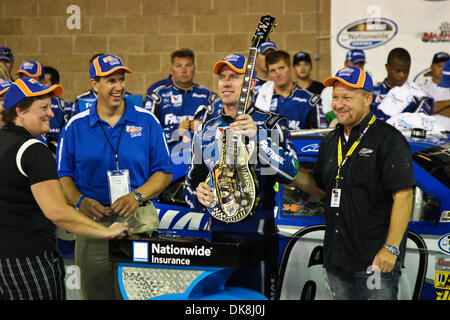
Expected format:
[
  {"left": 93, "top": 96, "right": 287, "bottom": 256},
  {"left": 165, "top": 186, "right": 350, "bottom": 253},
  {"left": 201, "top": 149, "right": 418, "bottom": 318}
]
[{"left": 330, "top": 0, "right": 450, "bottom": 85}]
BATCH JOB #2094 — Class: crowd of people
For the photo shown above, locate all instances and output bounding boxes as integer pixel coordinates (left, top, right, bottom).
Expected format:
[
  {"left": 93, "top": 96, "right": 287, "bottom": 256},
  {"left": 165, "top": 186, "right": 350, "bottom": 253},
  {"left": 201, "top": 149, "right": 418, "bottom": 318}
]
[{"left": 0, "top": 41, "right": 449, "bottom": 301}]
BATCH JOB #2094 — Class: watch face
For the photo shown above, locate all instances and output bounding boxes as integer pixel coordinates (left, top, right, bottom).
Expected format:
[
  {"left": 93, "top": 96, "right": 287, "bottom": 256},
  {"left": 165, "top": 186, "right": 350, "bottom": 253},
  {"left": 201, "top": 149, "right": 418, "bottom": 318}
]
[
  {"left": 134, "top": 192, "right": 143, "bottom": 201},
  {"left": 385, "top": 244, "right": 400, "bottom": 255}
]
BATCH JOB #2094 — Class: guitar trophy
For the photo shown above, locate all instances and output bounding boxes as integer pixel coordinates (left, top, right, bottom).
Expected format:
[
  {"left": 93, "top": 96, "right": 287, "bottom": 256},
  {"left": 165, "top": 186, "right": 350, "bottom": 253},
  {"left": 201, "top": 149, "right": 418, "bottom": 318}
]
[{"left": 206, "top": 15, "right": 276, "bottom": 223}]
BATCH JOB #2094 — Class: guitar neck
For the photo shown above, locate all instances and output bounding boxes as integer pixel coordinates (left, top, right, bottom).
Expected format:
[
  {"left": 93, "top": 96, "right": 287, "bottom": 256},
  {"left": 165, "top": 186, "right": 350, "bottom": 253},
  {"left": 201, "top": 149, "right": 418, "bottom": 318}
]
[{"left": 236, "top": 47, "right": 257, "bottom": 117}]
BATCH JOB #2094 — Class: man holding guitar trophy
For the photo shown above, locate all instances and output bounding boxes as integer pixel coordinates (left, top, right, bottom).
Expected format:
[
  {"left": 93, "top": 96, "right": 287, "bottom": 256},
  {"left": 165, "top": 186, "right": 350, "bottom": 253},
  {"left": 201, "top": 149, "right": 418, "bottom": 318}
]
[{"left": 184, "top": 16, "right": 299, "bottom": 297}]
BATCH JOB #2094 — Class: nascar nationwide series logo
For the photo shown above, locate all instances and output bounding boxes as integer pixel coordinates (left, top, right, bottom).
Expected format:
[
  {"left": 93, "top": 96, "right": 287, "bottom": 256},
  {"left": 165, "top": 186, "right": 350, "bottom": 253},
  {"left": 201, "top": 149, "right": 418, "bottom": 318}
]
[
  {"left": 336, "top": 17, "right": 398, "bottom": 50},
  {"left": 422, "top": 22, "right": 450, "bottom": 43}
]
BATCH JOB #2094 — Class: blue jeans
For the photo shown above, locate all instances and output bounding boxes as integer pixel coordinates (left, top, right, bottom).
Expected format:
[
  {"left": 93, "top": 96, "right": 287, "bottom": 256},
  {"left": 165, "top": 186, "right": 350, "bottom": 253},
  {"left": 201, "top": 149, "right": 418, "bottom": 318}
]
[{"left": 325, "top": 260, "right": 402, "bottom": 300}]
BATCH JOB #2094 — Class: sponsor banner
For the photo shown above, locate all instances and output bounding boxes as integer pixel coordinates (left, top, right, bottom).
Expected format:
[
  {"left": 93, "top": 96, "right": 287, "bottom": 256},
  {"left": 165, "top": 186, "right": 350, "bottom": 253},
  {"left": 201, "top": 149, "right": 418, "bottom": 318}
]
[
  {"left": 434, "top": 270, "right": 450, "bottom": 289},
  {"left": 331, "top": 0, "right": 450, "bottom": 85},
  {"left": 110, "top": 234, "right": 278, "bottom": 268}
]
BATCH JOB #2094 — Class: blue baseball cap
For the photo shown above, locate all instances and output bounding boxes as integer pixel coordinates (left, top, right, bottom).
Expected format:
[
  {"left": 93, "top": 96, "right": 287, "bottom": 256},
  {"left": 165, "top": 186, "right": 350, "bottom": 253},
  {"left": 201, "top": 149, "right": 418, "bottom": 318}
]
[
  {"left": 345, "top": 49, "right": 366, "bottom": 63},
  {"left": 0, "top": 78, "right": 12, "bottom": 96},
  {"left": 432, "top": 52, "right": 449, "bottom": 64},
  {"left": 3, "top": 77, "right": 63, "bottom": 111},
  {"left": 89, "top": 54, "right": 131, "bottom": 79},
  {"left": 323, "top": 66, "right": 373, "bottom": 92},
  {"left": 293, "top": 51, "right": 312, "bottom": 65},
  {"left": 213, "top": 53, "right": 256, "bottom": 78},
  {"left": 438, "top": 60, "right": 450, "bottom": 88},
  {"left": 0, "top": 47, "right": 14, "bottom": 62},
  {"left": 15, "top": 61, "right": 44, "bottom": 78},
  {"left": 258, "top": 41, "right": 277, "bottom": 54}
]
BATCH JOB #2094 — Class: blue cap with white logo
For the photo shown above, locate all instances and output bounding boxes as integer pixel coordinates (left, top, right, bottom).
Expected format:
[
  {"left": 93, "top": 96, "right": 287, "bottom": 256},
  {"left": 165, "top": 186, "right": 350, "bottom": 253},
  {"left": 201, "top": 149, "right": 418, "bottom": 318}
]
[
  {"left": 323, "top": 66, "right": 373, "bottom": 92},
  {"left": 213, "top": 53, "right": 256, "bottom": 78},
  {"left": 438, "top": 60, "right": 450, "bottom": 88},
  {"left": 258, "top": 41, "right": 277, "bottom": 54},
  {"left": 345, "top": 49, "right": 366, "bottom": 63},
  {"left": 3, "top": 77, "right": 63, "bottom": 111},
  {"left": 89, "top": 54, "right": 132, "bottom": 79},
  {"left": 15, "top": 61, "right": 44, "bottom": 78},
  {"left": 0, "top": 47, "right": 14, "bottom": 62},
  {"left": 0, "top": 78, "right": 12, "bottom": 96}
]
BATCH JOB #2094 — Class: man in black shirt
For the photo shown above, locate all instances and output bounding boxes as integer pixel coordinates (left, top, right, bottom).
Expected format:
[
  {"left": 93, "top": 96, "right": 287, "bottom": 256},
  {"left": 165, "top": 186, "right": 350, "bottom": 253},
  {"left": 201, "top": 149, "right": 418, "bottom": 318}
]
[
  {"left": 294, "top": 66, "right": 415, "bottom": 300},
  {"left": 292, "top": 51, "right": 324, "bottom": 95}
]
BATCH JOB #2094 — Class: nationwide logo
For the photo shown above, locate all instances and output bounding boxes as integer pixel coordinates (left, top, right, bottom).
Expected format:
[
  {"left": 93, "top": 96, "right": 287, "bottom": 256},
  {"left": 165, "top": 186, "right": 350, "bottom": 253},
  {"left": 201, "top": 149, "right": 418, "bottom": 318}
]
[
  {"left": 336, "top": 17, "right": 398, "bottom": 50},
  {"left": 126, "top": 125, "right": 143, "bottom": 138},
  {"left": 422, "top": 22, "right": 450, "bottom": 43},
  {"left": 438, "top": 233, "right": 450, "bottom": 255},
  {"left": 150, "top": 243, "right": 213, "bottom": 266}
]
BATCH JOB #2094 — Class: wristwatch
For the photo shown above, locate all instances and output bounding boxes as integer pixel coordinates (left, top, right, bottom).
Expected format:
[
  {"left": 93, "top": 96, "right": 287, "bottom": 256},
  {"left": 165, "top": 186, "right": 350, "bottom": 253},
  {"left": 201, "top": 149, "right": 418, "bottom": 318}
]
[
  {"left": 133, "top": 191, "right": 144, "bottom": 206},
  {"left": 383, "top": 244, "right": 400, "bottom": 256}
]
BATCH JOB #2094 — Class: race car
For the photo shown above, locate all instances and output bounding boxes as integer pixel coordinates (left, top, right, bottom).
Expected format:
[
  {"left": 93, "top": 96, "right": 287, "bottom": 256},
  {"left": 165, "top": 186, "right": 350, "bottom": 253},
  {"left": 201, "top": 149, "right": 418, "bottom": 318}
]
[
  {"left": 275, "top": 128, "right": 450, "bottom": 300},
  {"left": 57, "top": 127, "right": 450, "bottom": 300}
]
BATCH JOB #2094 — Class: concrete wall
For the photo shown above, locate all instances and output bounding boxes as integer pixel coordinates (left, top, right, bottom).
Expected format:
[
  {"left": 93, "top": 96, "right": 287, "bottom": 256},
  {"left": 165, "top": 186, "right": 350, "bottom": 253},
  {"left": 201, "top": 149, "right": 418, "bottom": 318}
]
[{"left": 0, "top": 0, "right": 331, "bottom": 101}]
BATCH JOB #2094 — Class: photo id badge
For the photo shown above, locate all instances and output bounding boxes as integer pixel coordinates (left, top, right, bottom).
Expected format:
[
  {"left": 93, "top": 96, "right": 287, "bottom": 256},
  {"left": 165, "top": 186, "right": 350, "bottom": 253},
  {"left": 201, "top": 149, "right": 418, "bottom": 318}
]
[
  {"left": 330, "top": 188, "right": 341, "bottom": 208},
  {"left": 107, "top": 169, "right": 130, "bottom": 204}
]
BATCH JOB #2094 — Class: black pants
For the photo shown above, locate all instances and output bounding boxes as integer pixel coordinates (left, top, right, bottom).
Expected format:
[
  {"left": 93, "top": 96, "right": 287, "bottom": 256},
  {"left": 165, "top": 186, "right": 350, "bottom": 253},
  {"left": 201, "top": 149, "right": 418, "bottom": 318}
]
[{"left": 0, "top": 250, "right": 66, "bottom": 300}]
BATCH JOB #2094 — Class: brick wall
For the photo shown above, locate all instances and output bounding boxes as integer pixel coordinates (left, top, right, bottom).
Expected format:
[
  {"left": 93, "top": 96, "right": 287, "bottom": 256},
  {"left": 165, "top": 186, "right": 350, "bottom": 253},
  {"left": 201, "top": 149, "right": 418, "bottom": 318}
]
[{"left": 0, "top": 0, "right": 330, "bottom": 102}]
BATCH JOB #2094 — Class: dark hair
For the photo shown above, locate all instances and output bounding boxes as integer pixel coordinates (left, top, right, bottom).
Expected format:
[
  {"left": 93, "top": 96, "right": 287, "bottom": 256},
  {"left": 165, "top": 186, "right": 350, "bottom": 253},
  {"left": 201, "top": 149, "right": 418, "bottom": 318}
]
[
  {"left": 265, "top": 50, "right": 291, "bottom": 69},
  {"left": 387, "top": 48, "right": 411, "bottom": 65},
  {"left": 171, "top": 48, "right": 195, "bottom": 64},
  {"left": 1, "top": 95, "right": 51, "bottom": 125},
  {"left": 44, "top": 66, "right": 60, "bottom": 84},
  {"left": 89, "top": 53, "right": 105, "bottom": 64}
]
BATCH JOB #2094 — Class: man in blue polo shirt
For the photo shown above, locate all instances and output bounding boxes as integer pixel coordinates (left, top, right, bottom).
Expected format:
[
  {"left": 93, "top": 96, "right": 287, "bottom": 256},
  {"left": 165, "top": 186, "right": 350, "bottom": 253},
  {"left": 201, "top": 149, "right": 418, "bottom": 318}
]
[{"left": 56, "top": 54, "right": 173, "bottom": 300}]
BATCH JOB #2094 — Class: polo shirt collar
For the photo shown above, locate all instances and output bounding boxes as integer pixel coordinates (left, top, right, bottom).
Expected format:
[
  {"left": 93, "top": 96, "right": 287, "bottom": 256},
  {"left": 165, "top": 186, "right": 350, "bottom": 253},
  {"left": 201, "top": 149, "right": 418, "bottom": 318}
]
[{"left": 88, "top": 96, "right": 138, "bottom": 127}]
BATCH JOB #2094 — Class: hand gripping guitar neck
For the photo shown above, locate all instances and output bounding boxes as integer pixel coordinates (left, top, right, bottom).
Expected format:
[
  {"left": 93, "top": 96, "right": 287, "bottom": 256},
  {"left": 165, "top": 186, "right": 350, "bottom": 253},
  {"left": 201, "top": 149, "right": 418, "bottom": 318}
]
[{"left": 206, "top": 15, "right": 276, "bottom": 223}]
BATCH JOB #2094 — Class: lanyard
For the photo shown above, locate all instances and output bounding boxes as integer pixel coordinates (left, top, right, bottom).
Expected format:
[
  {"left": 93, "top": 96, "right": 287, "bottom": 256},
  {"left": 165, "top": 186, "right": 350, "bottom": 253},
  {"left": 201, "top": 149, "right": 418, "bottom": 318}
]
[
  {"left": 99, "top": 122, "right": 125, "bottom": 171},
  {"left": 335, "top": 115, "right": 376, "bottom": 186}
]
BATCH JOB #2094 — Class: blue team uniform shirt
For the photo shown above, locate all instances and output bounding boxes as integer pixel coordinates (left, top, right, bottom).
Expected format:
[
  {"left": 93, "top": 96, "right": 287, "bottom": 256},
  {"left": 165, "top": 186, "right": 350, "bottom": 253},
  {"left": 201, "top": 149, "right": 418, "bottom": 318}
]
[
  {"left": 145, "top": 75, "right": 172, "bottom": 97},
  {"left": 264, "top": 84, "right": 327, "bottom": 129},
  {"left": 47, "top": 97, "right": 72, "bottom": 142},
  {"left": 371, "top": 80, "right": 434, "bottom": 121},
  {"left": 193, "top": 99, "right": 224, "bottom": 125},
  {"left": 370, "top": 80, "right": 391, "bottom": 120},
  {"left": 56, "top": 96, "right": 172, "bottom": 206},
  {"left": 144, "top": 82, "right": 217, "bottom": 144}
]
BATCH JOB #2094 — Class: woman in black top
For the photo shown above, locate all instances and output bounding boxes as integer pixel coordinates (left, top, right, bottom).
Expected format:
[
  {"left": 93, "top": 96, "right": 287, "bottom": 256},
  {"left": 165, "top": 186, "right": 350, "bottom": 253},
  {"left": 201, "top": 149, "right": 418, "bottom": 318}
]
[{"left": 0, "top": 78, "right": 129, "bottom": 300}]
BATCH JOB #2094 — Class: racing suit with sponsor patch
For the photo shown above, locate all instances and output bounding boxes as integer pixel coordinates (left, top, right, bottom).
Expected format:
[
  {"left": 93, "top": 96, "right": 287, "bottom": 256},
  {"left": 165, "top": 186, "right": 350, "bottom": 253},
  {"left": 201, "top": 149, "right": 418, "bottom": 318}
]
[
  {"left": 184, "top": 104, "right": 299, "bottom": 298},
  {"left": 370, "top": 80, "right": 434, "bottom": 122},
  {"left": 144, "top": 82, "right": 217, "bottom": 145},
  {"left": 263, "top": 84, "right": 327, "bottom": 130},
  {"left": 46, "top": 97, "right": 72, "bottom": 154},
  {"left": 184, "top": 104, "right": 299, "bottom": 228}
]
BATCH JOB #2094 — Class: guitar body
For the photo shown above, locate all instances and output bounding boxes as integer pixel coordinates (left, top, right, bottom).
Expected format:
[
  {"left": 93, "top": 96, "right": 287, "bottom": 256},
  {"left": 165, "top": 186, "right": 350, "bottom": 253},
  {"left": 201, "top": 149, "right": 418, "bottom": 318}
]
[
  {"left": 206, "top": 15, "right": 275, "bottom": 223},
  {"left": 206, "top": 128, "right": 260, "bottom": 223}
]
